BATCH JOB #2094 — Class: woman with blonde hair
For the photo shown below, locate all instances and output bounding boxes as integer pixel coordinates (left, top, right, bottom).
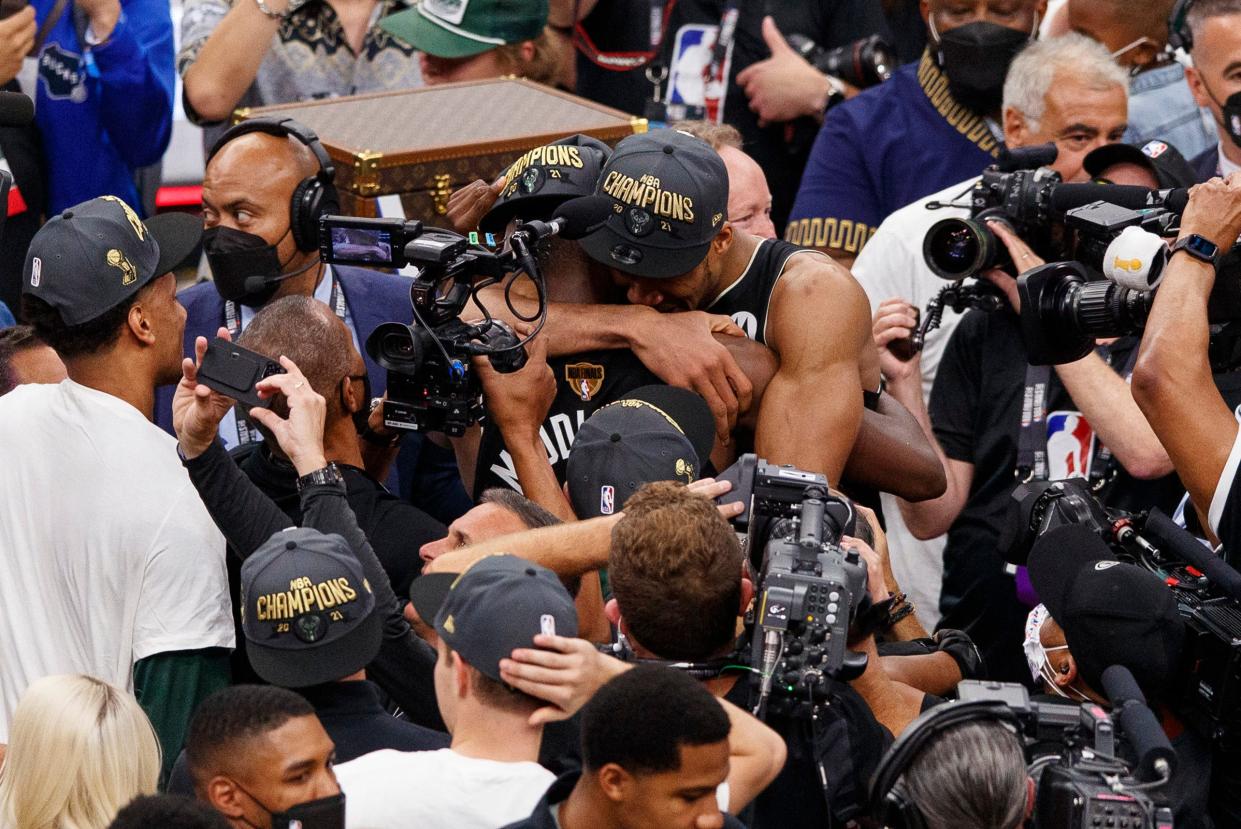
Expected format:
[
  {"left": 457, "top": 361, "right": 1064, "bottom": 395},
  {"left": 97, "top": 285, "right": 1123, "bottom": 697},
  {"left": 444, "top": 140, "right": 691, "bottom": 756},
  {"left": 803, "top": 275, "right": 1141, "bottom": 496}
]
[{"left": 0, "top": 675, "right": 161, "bottom": 829}]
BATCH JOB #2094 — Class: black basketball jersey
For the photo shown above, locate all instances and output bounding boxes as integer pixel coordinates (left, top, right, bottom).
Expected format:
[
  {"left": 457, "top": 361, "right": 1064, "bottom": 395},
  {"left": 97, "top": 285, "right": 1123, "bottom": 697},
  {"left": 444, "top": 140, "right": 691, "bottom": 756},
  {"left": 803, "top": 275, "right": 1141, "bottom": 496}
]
[
  {"left": 707, "top": 238, "right": 820, "bottom": 345},
  {"left": 473, "top": 349, "right": 661, "bottom": 497}
]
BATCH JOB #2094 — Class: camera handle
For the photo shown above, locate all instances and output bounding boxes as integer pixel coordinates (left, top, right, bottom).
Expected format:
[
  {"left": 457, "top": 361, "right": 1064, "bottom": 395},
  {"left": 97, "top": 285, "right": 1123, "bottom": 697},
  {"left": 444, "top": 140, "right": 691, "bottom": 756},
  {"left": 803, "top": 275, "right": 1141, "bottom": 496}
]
[{"left": 910, "top": 280, "right": 1007, "bottom": 353}]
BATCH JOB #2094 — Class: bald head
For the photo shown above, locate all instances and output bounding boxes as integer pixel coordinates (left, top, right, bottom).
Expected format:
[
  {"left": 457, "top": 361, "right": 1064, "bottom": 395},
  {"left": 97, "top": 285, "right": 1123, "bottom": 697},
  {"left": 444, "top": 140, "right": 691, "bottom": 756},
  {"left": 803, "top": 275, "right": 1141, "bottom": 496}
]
[{"left": 238, "top": 295, "right": 356, "bottom": 419}]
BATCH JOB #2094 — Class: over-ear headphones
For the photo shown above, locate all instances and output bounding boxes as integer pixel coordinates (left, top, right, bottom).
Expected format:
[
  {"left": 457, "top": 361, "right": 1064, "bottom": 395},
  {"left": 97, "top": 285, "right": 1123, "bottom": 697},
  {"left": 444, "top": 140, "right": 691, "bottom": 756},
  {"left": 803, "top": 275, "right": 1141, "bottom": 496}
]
[
  {"left": 1169, "top": 0, "right": 1195, "bottom": 53},
  {"left": 869, "top": 700, "right": 1022, "bottom": 829},
  {"left": 207, "top": 116, "right": 340, "bottom": 252}
]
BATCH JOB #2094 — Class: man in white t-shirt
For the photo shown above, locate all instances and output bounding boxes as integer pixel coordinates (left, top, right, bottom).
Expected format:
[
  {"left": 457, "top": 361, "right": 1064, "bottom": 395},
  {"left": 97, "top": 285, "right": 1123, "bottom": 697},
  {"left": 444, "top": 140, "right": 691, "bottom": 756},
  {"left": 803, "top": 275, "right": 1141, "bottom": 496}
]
[
  {"left": 851, "top": 33, "right": 1131, "bottom": 629},
  {"left": 334, "top": 554, "right": 578, "bottom": 828},
  {"left": 0, "top": 196, "right": 233, "bottom": 771}
]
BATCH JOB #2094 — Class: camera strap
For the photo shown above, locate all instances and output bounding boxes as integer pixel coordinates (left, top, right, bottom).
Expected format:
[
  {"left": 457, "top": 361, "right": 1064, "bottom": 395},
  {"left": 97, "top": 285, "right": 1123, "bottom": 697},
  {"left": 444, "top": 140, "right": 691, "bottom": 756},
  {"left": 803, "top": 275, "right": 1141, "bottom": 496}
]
[
  {"left": 1015, "top": 345, "right": 1137, "bottom": 489},
  {"left": 223, "top": 278, "right": 347, "bottom": 446}
]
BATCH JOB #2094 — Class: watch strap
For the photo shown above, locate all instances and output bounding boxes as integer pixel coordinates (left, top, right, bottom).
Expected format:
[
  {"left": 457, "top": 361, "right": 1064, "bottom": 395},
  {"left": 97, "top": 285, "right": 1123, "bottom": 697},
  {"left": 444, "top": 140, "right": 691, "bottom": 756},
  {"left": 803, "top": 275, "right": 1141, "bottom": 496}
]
[
  {"left": 1171, "top": 233, "right": 1221, "bottom": 265},
  {"left": 296, "top": 462, "right": 344, "bottom": 493}
]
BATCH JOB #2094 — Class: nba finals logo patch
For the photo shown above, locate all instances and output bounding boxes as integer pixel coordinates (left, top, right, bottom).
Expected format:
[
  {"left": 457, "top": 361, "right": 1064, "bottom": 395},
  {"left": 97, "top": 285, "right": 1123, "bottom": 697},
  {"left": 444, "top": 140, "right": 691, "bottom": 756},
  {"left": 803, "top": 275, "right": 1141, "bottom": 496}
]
[
  {"left": 600, "top": 485, "right": 615, "bottom": 515},
  {"left": 565, "top": 362, "right": 604, "bottom": 401}
]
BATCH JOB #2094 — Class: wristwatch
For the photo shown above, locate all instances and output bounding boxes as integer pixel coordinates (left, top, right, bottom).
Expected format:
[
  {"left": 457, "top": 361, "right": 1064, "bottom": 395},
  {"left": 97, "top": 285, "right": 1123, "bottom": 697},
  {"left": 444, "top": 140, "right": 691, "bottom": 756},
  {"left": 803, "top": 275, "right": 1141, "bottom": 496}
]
[
  {"left": 253, "top": 0, "right": 289, "bottom": 19},
  {"left": 1170, "top": 233, "right": 1222, "bottom": 266},
  {"left": 296, "top": 462, "right": 344, "bottom": 493}
]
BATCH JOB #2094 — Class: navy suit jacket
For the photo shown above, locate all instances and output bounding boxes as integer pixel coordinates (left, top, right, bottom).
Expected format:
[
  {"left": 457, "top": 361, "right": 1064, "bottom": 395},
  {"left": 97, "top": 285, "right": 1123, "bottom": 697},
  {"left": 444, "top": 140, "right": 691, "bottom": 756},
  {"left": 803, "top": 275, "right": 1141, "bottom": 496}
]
[
  {"left": 155, "top": 265, "right": 471, "bottom": 524},
  {"left": 1192, "top": 145, "right": 1220, "bottom": 183}
]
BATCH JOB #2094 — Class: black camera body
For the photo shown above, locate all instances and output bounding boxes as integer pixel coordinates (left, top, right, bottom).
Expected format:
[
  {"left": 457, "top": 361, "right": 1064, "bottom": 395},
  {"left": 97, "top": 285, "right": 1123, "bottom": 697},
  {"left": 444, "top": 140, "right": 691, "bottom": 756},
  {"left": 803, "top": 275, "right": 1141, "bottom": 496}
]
[
  {"left": 717, "top": 455, "right": 869, "bottom": 720},
  {"left": 923, "top": 146, "right": 1063, "bottom": 282},
  {"left": 957, "top": 680, "right": 1175, "bottom": 829},
  {"left": 320, "top": 215, "right": 529, "bottom": 436}
]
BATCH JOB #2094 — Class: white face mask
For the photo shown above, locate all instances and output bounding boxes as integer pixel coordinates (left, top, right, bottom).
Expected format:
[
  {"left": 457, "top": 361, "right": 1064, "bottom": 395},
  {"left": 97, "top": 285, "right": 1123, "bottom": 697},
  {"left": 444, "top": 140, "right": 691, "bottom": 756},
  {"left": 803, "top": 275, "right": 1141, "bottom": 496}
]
[
  {"left": 1022, "top": 604, "right": 1091, "bottom": 702},
  {"left": 1110, "top": 36, "right": 1156, "bottom": 66}
]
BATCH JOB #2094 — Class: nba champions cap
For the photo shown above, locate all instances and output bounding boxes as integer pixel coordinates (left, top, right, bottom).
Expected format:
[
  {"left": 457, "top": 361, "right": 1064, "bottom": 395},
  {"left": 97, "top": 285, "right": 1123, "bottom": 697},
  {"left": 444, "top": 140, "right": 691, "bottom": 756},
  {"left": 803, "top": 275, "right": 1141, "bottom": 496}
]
[
  {"left": 566, "top": 385, "right": 715, "bottom": 519},
  {"left": 480, "top": 134, "right": 612, "bottom": 235},
  {"left": 22, "top": 196, "right": 201, "bottom": 325},
  {"left": 579, "top": 130, "right": 729, "bottom": 279},
  {"left": 241, "top": 527, "right": 382, "bottom": 688},
  {"left": 408, "top": 554, "right": 578, "bottom": 681}
]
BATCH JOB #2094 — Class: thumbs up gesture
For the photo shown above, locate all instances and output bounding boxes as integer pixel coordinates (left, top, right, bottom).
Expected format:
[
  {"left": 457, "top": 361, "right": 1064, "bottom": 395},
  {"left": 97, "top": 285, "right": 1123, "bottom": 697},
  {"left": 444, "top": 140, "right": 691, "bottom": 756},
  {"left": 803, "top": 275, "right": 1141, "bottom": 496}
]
[{"left": 736, "top": 17, "right": 849, "bottom": 127}]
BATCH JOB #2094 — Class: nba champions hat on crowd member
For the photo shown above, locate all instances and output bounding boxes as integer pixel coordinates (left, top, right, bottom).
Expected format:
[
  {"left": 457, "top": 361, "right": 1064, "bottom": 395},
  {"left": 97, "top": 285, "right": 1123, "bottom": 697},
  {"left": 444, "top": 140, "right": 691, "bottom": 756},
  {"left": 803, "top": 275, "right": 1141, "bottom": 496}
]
[
  {"left": 565, "top": 384, "right": 715, "bottom": 519},
  {"left": 379, "top": 0, "right": 549, "bottom": 59},
  {"left": 408, "top": 554, "right": 578, "bottom": 681},
  {"left": 480, "top": 134, "right": 613, "bottom": 236},
  {"left": 241, "top": 527, "right": 382, "bottom": 688},
  {"left": 579, "top": 129, "right": 729, "bottom": 279}
]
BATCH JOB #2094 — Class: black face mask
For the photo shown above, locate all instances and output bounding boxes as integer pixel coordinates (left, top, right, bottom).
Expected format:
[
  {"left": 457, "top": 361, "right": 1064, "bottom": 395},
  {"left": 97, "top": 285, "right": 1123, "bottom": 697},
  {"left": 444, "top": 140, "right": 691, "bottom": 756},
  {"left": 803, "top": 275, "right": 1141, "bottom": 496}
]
[
  {"left": 203, "top": 225, "right": 317, "bottom": 309},
  {"left": 238, "top": 787, "right": 346, "bottom": 829},
  {"left": 932, "top": 19, "right": 1034, "bottom": 115},
  {"left": 1201, "top": 77, "right": 1241, "bottom": 150}
]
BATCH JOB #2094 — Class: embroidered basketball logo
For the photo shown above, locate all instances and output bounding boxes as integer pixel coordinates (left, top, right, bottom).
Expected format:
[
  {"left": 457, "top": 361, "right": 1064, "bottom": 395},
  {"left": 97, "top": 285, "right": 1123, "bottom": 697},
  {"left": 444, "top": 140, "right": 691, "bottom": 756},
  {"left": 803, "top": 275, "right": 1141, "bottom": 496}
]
[
  {"left": 600, "top": 485, "right": 615, "bottom": 515},
  {"left": 565, "top": 362, "right": 605, "bottom": 401},
  {"left": 29, "top": 257, "right": 41, "bottom": 287},
  {"left": 1046, "top": 411, "right": 1095, "bottom": 480}
]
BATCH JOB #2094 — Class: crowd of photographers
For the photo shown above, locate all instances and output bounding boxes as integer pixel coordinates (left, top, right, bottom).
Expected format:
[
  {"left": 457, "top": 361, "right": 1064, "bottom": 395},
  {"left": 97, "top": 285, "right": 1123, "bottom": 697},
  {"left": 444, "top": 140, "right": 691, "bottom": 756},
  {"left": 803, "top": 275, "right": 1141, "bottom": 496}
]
[{"left": 6, "top": 0, "right": 1241, "bottom": 828}]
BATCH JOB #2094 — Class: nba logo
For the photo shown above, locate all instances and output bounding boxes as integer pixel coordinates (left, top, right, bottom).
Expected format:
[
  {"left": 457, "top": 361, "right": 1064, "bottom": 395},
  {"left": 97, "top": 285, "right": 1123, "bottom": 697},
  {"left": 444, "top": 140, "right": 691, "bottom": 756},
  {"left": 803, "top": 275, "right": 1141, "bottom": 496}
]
[
  {"left": 600, "top": 485, "right": 615, "bottom": 515},
  {"left": 1046, "top": 411, "right": 1095, "bottom": 480}
]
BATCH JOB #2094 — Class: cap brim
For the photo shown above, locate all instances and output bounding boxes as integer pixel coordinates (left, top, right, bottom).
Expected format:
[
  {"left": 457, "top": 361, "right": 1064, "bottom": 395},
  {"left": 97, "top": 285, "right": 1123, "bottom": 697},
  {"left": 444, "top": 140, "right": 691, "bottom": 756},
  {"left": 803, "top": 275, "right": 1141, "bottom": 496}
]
[
  {"left": 622, "top": 385, "right": 715, "bottom": 463},
  {"left": 379, "top": 7, "right": 499, "bottom": 58},
  {"left": 579, "top": 221, "right": 711, "bottom": 280},
  {"left": 1025, "top": 524, "right": 1115, "bottom": 624},
  {"left": 145, "top": 212, "right": 202, "bottom": 278},
  {"left": 409, "top": 572, "right": 459, "bottom": 626},
  {"left": 247, "top": 608, "right": 384, "bottom": 688},
  {"left": 480, "top": 193, "right": 567, "bottom": 236},
  {"left": 1084, "top": 144, "right": 1154, "bottom": 181}
]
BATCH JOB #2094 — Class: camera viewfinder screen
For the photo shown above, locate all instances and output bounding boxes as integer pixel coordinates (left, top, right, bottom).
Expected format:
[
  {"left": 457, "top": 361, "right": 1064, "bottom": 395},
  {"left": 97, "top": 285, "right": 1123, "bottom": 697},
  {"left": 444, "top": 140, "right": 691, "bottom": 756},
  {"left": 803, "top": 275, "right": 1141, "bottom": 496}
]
[{"left": 330, "top": 227, "right": 393, "bottom": 264}]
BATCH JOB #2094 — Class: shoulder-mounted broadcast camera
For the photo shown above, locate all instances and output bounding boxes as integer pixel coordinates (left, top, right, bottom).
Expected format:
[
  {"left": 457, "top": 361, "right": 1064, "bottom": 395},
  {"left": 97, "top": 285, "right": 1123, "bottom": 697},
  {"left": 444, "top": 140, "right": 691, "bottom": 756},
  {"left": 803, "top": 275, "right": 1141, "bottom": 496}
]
[
  {"left": 318, "top": 196, "right": 610, "bottom": 435},
  {"left": 715, "top": 454, "right": 872, "bottom": 720}
]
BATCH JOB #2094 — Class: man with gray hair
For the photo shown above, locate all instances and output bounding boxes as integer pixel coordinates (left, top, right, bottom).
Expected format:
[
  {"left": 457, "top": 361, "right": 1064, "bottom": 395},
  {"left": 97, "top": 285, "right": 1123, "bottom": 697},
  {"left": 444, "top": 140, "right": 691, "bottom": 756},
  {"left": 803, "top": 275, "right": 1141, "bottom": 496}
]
[
  {"left": 855, "top": 35, "right": 1181, "bottom": 682},
  {"left": 852, "top": 33, "right": 1133, "bottom": 640}
]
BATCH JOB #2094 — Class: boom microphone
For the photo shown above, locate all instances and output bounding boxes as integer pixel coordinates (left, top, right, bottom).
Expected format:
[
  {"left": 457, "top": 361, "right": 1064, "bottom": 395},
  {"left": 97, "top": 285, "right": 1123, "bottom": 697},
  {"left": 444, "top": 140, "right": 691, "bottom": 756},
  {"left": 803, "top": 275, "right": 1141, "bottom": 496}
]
[
  {"left": 1100, "top": 664, "right": 1177, "bottom": 782},
  {"left": 1143, "top": 508, "right": 1241, "bottom": 601},
  {"left": 514, "top": 194, "right": 612, "bottom": 243},
  {"left": 1050, "top": 183, "right": 1188, "bottom": 215},
  {"left": 0, "top": 91, "right": 34, "bottom": 128}
]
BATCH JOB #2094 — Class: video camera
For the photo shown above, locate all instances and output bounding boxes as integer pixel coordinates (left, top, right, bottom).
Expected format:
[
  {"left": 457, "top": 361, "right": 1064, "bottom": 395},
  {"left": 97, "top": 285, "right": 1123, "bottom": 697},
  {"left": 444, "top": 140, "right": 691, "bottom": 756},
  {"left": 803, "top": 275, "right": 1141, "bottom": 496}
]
[
  {"left": 1006, "top": 479, "right": 1241, "bottom": 820},
  {"left": 786, "top": 33, "right": 895, "bottom": 90},
  {"left": 715, "top": 454, "right": 871, "bottom": 720},
  {"left": 317, "top": 196, "right": 609, "bottom": 436},
  {"left": 906, "top": 144, "right": 1190, "bottom": 356},
  {"left": 958, "top": 675, "right": 1176, "bottom": 829}
]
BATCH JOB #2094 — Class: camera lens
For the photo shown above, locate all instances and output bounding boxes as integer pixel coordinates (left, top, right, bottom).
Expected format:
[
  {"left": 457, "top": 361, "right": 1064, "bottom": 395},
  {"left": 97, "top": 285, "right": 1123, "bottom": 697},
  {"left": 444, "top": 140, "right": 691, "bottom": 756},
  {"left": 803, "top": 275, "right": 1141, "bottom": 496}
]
[{"left": 923, "top": 214, "right": 1013, "bottom": 280}]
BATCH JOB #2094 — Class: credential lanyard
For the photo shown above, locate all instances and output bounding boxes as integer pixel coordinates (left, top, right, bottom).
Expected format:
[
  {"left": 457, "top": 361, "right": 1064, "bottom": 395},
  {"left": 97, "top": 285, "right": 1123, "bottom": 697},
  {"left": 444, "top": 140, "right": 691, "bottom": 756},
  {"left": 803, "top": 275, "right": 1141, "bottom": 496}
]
[
  {"left": 1014, "top": 345, "right": 1138, "bottom": 490},
  {"left": 702, "top": 0, "right": 740, "bottom": 122},
  {"left": 223, "top": 278, "right": 347, "bottom": 446},
  {"left": 573, "top": 0, "right": 678, "bottom": 71}
]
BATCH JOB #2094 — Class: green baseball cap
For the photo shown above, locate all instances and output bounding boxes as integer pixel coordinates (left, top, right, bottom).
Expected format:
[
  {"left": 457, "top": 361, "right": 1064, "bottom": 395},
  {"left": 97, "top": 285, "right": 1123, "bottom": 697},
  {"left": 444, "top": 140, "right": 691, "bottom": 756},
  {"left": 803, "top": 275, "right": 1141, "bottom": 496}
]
[{"left": 379, "top": 0, "right": 549, "bottom": 59}]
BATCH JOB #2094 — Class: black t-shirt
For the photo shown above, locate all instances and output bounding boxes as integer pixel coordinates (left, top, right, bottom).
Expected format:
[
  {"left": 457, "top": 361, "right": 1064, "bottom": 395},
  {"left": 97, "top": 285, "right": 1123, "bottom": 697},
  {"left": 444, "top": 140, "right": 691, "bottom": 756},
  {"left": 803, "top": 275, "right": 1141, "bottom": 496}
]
[
  {"left": 722, "top": 673, "right": 892, "bottom": 828},
  {"left": 238, "top": 446, "right": 445, "bottom": 598},
  {"left": 575, "top": 0, "right": 890, "bottom": 230},
  {"left": 473, "top": 349, "right": 660, "bottom": 497},
  {"left": 929, "top": 310, "right": 1185, "bottom": 682}
]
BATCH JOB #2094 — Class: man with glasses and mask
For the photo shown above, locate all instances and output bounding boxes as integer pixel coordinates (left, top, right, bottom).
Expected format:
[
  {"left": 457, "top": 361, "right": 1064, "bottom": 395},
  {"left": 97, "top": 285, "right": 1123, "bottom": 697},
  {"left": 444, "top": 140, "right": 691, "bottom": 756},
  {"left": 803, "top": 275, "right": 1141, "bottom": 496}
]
[
  {"left": 187, "top": 685, "right": 344, "bottom": 829},
  {"left": 788, "top": 0, "right": 1046, "bottom": 268},
  {"left": 1183, "top": 0, "right": 1241, "bottom": 181}
]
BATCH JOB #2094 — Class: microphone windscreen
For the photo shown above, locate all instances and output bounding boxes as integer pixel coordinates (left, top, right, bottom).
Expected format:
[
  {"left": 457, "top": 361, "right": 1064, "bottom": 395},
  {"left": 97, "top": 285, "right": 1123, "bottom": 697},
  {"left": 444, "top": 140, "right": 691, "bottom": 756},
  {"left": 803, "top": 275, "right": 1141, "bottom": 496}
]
[
  {"left": 554, "top": 195, "right": 613, "bottom": 240},
  {"left": 1050, "top": 183, "right": 1159, "bottom": 214},
  {"left": 242, "top": 275, "right": 270, "bottom": 296},
  {"left": 0, "top": 91, "right": 33, "bottom": 128},
  {"left": 1103, "top": 226, "right": 1169, "bottom": 290},
  {"left": 1101, "top": 663, "right": 1145, "bottom": 706}
]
